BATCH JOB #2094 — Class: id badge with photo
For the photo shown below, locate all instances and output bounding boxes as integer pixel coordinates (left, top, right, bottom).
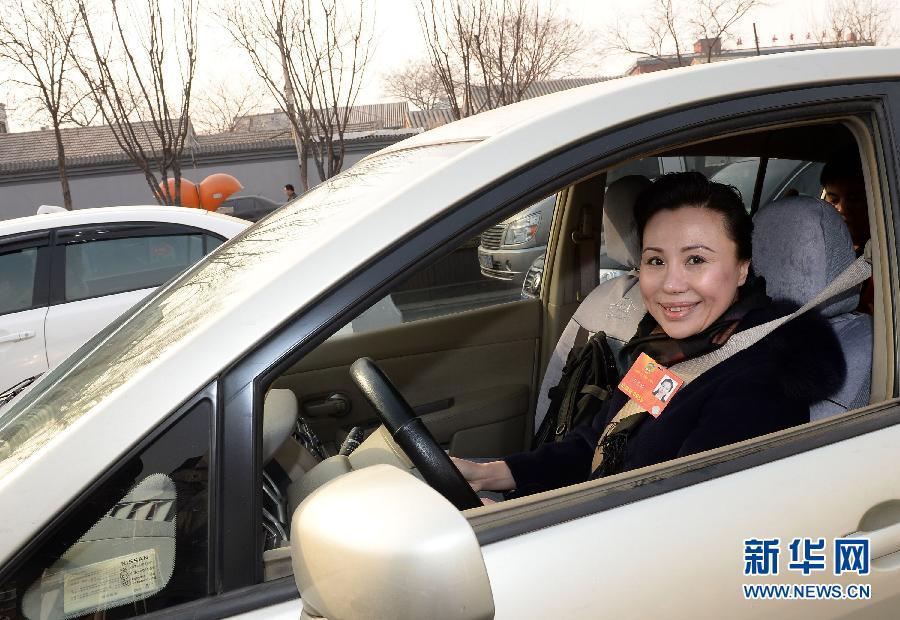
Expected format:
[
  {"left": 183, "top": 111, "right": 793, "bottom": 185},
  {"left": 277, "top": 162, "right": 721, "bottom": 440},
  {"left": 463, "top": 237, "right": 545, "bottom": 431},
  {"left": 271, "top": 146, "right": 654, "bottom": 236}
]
[{"left": 617, "top": 353, "right": 684, "bottom": 418}]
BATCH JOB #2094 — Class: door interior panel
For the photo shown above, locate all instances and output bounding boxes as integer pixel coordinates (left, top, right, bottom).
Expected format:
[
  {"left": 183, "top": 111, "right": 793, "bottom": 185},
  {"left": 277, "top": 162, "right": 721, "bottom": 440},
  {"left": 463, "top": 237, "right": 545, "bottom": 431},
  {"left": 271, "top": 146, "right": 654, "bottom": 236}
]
[{"left": 274, "top": 299, "right": 542, "bottom": 456}]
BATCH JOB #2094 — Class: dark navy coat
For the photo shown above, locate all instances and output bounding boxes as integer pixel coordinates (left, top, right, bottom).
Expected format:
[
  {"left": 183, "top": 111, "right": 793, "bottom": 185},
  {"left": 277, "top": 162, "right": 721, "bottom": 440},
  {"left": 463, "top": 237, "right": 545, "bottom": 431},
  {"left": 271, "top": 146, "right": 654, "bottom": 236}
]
[{"left": 504, "top": 306, "right": 847, "bottom": 497}]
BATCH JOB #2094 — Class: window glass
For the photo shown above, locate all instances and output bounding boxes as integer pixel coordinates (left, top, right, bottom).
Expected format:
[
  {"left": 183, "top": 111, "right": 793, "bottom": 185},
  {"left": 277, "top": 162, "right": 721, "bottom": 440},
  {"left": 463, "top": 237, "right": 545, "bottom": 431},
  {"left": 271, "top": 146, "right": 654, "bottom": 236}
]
[
  {"left": 708, "top": 157, "right": 823, "bottom": 209},
  {"left": 776, "top": 161, "right": 826, "bottom": 201},
  {"left": 0, "top": 248, "right": 38, "bottom": 315},
  {"left": 0, "top": 142, "right": 475, "bottom": 481},
  {"left": 204, "top": 235, "right": 224, "bottom": 253},
  {"left": 333, "top": 195, "right": 557, "bottom": 337},
  {"left": 65, "top": 234, "right": 205, "bottom": 301},
  {"left": 1, "top": 399, "right": 211, "bottom": 619}
]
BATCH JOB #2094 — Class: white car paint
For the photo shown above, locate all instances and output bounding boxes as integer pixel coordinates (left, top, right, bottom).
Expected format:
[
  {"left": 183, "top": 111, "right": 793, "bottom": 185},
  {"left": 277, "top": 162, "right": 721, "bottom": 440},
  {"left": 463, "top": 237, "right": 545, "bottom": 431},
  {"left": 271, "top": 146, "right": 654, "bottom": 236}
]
[
  {"left": 482, "top": 423, "right": 900, "bottom": 618},
  {"left": 0, "top": 307, "right": 48, "bottom": 381},
  {"left": 0, "top": 47, "right": 897, "bottom": 618},
  {"left": 0, "top": 206, "right": 248, "bottom": 391},
  {"left": 43, "top": 289, "right": 150, "bottom": 369}
]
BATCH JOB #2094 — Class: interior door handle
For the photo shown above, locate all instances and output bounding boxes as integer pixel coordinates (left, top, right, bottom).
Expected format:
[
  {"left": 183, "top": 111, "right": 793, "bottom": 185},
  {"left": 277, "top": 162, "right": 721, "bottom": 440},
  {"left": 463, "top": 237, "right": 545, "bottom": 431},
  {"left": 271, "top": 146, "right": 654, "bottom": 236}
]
[
  {"left": 0, "top": 330, "right": 36, "bottom": 344},
  {"left": 303, "top": 393, "right": 351, "bottom": 418}
]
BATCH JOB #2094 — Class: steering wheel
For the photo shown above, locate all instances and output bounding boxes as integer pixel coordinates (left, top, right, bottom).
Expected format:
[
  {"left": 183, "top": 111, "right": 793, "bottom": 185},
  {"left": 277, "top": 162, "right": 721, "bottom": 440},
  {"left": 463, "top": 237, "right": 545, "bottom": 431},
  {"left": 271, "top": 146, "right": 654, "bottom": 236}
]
[{"left": 349, "top": 357, "right": 482, "bottom": 510}]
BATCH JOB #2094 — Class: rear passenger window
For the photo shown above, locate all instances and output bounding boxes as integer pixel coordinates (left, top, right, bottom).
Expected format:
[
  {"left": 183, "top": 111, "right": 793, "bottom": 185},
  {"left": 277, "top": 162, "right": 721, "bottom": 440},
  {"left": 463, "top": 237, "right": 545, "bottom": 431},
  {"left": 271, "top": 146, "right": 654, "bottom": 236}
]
[
  {"left": 0, "top": 248, "right": 39, "bottom": 315},
  {"left": 64, "top": 235, "right": 207, "bottom": 301}
]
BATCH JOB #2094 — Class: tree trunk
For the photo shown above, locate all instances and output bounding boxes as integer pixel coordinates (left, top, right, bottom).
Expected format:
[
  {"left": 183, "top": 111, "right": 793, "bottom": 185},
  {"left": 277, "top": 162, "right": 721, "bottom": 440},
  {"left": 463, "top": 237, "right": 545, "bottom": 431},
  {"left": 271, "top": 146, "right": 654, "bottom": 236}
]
[
  {"left": 51, "top": 123, "right": 73, "bottom": 210},
  {"left": 300, "top": 140, "right": 310, "bottom": 191}
]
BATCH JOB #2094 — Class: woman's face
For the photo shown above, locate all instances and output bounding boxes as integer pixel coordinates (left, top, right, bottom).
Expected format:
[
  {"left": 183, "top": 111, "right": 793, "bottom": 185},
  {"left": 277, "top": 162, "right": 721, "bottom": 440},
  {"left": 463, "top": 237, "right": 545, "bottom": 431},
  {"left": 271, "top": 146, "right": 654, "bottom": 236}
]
[{"left": 639, "top": 207, "right": 749, "bottom": 340}]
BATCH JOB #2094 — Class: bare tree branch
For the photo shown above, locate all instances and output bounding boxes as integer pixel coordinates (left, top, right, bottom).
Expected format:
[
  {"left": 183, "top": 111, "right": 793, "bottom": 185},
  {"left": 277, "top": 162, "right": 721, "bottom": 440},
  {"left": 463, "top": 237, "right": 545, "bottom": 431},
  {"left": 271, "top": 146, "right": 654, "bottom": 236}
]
[
  {"left": 605, "top": 0, "right": 762, "bottom": 69},
  {"left": 192, "top": 80, "right": 266, "bottom": 134},
  {"left": 0, "top": 0, "right": 85, "bottom": 209},
  {"left": 415, "top": 0, "right": 586, "bottom": 120},
  {"left": 812, "top": 0, "right": 897, "bottom": 46},
  {"left": 606, "top": 0, "right": 689, "bottom": 68},
  {"left": 382, "top": 60, "right": 448, "bottom": 110},
  {"left": 220, "top": 0, "right": 374, "bottom": 190},
  {"left": 74, "top": 0, "right": 198, "bottom": 206},
  {"left": 690, "top": 0, "right": 761, "bottom": 63}
]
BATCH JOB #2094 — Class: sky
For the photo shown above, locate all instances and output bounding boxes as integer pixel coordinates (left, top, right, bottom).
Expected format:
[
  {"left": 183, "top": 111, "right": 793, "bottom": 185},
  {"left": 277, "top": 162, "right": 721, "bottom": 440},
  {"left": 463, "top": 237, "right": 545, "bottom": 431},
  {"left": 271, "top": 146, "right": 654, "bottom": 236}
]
[
  {"left": 3, "top": 0, "right": 896, "bottom": 131},
  {"left": 349, "top": 0, "right": 890, "bottom": 102}
]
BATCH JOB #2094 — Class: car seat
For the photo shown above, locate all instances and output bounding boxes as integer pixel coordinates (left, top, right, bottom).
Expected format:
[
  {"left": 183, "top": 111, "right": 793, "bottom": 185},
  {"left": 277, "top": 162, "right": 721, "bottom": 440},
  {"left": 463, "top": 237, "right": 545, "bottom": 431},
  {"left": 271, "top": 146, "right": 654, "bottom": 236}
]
[
  {"left": 752, "top": 195, "right": 872, "bottom": 419},
  {"left": 261, "top": 388, "right": 300, "bottom": 547},
  {"left": 534, "top": 175, "right": 650, "bottom": 432}
]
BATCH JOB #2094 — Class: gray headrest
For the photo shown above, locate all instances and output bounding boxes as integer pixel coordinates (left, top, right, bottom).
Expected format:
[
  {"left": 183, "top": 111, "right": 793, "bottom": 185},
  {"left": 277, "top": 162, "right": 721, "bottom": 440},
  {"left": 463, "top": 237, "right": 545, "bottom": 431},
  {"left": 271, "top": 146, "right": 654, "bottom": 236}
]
[
  {"left": 602, "top": 175, "right": 651, "bottom": 268},
  {"left": 752, "top": 196, "right": 858, "bottom": 318},
  {"left": 263, "top": 388, "right": 299, "bottom": 463}
]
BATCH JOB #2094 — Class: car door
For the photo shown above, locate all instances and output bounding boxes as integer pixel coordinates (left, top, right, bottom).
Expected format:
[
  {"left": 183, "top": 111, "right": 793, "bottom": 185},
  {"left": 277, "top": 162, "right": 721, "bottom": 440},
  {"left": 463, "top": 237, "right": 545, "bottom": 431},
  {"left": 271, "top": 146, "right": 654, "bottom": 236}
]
[
  {"left": 44, "top": 223, "right": 224, "bottom": 369},
  {"left": 0, "top": 232, "right": 51, "bottom": 390},
  {"left": 477, "top": 414, "right": 900, "bottom": 618},
  {"left": 462, "top": 89, "right": 900, "bottom": 618},
  {"left": 274, "top": 235, "right": 547, "bottom": 459}
]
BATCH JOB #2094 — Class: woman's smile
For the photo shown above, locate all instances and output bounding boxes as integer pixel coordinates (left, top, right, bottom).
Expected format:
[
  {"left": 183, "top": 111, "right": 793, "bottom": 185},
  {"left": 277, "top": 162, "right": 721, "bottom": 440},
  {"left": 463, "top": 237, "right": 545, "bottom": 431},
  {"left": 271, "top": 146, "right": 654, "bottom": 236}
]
[{"left": 658, "top": 301, "right": 700, "bottom": 320}]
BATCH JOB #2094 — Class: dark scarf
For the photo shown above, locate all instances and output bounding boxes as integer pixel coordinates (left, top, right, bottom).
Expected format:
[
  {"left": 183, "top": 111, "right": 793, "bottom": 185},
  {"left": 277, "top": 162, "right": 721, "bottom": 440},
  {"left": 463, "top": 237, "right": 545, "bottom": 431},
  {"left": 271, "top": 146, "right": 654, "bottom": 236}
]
[
  {"left": 595, "top": 277, "right": 770, "bottom": 478},
  {"left": 619, "top": 277, "right": 770, "bottom": 370}
]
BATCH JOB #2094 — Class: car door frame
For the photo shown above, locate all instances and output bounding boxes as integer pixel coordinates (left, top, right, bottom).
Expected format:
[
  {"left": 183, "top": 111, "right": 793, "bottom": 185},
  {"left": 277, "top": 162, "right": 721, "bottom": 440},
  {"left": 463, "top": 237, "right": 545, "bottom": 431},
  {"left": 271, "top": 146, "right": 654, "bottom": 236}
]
[
  {"left": 202, "top": 77, "right": 900, "bottom": 615},
  {"left": 47, "top": 221, "right": 228, "bottom": 306}
]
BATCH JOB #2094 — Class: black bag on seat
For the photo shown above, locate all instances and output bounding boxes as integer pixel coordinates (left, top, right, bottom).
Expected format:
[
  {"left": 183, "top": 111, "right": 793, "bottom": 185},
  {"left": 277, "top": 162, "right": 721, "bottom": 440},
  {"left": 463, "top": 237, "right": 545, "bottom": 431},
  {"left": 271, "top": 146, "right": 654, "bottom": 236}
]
[{"left": 534, "top": 329, "right": 620, "bottom": 447}]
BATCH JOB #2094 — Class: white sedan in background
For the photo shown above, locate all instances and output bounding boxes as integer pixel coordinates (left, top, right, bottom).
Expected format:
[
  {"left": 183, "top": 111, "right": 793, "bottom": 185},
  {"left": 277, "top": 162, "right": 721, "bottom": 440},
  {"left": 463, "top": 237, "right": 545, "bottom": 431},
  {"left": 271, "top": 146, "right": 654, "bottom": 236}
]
[{"left": 0, "top": 206, "right": 248, "bottom": 395}]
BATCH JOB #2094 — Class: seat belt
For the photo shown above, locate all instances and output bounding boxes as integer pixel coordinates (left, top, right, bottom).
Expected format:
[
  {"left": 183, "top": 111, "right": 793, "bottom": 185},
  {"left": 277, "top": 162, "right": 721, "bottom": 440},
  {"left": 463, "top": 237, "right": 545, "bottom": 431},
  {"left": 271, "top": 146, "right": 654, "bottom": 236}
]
[
  {"left": 590, "top": 248, "right": 873, "bottom": 473},
  {"left": 574, "top": 206, "right": 597, "bottom": 301}
]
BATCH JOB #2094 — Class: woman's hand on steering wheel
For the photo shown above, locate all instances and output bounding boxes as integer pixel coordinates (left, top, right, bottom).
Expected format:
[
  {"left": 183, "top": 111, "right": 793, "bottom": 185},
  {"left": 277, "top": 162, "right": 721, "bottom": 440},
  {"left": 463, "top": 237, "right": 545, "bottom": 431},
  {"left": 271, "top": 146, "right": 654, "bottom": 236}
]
[
  {"left": 450, "top": 457, "right": 516, "bottom": 493},
  {"left": 349, "top": 357, "right": 483, "bottom": 511}
]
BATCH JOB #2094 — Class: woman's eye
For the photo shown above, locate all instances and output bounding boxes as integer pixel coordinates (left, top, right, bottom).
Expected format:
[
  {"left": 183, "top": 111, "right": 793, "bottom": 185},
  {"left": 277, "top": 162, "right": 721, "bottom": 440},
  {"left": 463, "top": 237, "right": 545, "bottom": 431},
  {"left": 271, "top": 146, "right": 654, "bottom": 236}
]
[
  {"left": 645, "top": 256, "right": 664, "bottom": 266},
  {"left": 686, "top": 255, "right": 707, "bottom": 265}
]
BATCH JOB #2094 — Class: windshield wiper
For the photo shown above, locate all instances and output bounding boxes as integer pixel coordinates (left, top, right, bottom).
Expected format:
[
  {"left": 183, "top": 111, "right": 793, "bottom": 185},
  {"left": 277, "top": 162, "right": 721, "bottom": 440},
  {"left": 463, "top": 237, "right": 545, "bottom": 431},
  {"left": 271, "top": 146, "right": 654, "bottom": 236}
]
[{"left": 0, "top": 374, "right": 42, "bottom": 409}]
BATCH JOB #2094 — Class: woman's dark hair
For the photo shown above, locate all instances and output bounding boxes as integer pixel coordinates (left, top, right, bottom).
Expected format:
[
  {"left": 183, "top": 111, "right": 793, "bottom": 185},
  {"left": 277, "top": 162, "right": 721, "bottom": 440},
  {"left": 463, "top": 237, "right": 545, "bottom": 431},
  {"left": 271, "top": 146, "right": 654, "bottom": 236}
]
[{"left": 633, "top": 171, "right": 752, "bottom": 260}]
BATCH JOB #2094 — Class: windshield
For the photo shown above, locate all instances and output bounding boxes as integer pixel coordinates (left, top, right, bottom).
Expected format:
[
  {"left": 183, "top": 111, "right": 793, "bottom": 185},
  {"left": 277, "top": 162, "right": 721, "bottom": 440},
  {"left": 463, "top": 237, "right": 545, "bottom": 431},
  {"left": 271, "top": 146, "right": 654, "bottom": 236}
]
[{"left": 0, "top": 141, "right": 475, "bottom": 478}]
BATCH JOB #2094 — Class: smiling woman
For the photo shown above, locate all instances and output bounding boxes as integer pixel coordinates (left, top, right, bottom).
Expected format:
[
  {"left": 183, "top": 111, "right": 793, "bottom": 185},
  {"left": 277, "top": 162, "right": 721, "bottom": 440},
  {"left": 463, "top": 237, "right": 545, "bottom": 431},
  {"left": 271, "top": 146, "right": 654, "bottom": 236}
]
[
  {"left": 454, "top": 171, "right": 847, "bottom": 498},
  {"left": 636, "top": 172, "right": 751, "bottom": 339}
]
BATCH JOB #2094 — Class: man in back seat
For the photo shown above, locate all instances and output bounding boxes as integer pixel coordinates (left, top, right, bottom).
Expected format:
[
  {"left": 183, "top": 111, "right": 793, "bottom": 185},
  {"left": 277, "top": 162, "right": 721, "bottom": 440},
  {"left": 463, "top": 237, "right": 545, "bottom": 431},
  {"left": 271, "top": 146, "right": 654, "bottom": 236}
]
[{"left": 820, "top": 148, "right": 873, "bottom": 313}]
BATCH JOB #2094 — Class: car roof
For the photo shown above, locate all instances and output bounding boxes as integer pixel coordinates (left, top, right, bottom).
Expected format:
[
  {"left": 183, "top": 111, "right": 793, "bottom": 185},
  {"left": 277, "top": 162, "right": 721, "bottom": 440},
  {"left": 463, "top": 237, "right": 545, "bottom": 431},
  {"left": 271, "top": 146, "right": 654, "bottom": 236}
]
[
  {"left": 1, "top": 47, "right": 898, "bottom": 563},
  {"left": 0, "top": 205, "right": 250, "bottom": 237}
]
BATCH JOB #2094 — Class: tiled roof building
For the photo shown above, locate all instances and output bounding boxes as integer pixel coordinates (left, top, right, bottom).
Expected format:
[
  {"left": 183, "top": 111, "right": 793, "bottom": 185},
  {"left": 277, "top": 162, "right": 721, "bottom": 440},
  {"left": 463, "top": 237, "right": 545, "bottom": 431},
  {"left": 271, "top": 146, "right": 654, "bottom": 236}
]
[
  {"left": 628, "top": 37, "right": 875, "bottom": 75},
  {"left": 0, "top": 121, "right": 198, "bottom": 175},
  {"left": 468, "top": 77, "right": 611, "bottom": 109},
  {"left": 233, "top": 101, "right": 413, "bottom": 133}
]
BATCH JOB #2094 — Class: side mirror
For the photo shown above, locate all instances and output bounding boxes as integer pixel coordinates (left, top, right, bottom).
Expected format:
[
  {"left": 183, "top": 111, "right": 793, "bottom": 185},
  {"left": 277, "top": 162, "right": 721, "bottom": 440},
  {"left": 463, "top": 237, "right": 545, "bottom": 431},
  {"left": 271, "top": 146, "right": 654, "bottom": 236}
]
[{"left": 291, "top": 465, "right": 494, "bottom": 620}]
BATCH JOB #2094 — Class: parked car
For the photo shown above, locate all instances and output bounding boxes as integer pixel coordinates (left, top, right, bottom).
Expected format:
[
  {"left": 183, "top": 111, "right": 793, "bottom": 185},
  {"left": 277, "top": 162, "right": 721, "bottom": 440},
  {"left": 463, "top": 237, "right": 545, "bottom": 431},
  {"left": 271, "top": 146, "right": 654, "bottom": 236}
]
[
  {"left": 478, "top": 156, "right": 688, "bottom": 283},
  {"left": 477, "top": 195, "right": 554, "bottom": 283},
  {"left": 1, "top": 48, "right": 899, "bottom": 620},
  {"left": 217, "top": 194, "right": 283, "bottom": 222},
  {"left": 0, "top": 206, "right": 248, "bottom": 394}
]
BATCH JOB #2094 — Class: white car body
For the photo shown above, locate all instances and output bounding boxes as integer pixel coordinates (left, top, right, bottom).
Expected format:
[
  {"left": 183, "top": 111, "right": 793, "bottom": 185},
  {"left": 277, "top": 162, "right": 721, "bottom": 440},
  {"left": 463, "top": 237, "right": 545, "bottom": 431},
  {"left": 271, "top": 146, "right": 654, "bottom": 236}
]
[
  {"left": 1, "top": 47, "right": 899, "bottom": 619},
  {"left": 0, "top": 206, "right": 248, "bottom": 392}
]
